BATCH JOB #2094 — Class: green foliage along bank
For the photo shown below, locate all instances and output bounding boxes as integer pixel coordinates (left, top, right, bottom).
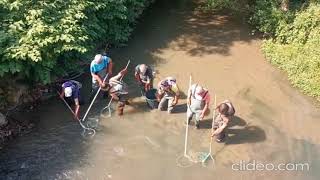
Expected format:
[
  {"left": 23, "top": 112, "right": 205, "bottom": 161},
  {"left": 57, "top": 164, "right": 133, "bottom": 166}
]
[
  {"left": 0, "top": 0, "right": 154, "bottom": 85},
  {"left": 204, "top": 0, "right": 320, "bottom": 101},
  {"left": 251, "top": 0, "right": 320, "bottom": 101}
]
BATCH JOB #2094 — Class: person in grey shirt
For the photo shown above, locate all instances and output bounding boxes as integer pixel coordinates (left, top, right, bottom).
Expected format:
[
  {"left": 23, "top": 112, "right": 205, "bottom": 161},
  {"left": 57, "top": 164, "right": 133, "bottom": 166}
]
[{"left": 134, "top": 64, "right": 154, "bottom": 94}]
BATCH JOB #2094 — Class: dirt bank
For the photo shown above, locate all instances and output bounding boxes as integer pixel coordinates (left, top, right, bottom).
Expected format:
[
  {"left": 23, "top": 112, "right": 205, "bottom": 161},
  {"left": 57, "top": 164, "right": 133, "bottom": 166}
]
[{"left": 0, "top": 0, "right": 319, "bottom": 179}]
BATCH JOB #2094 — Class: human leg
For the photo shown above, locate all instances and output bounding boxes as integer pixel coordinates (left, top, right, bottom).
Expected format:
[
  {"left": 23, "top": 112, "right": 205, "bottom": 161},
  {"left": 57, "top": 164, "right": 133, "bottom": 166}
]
[
  {"left": 186, "top": 107, "right": 194, "bottom": 125},
  {"left": 167, "top": 97, "right": 175, "bottom": 113},
  {"left": 195, "top": 111, "right": 202, "bottom": 129},
  {"left": 158, "top": 97, "right": 167, "bottom": 111}
]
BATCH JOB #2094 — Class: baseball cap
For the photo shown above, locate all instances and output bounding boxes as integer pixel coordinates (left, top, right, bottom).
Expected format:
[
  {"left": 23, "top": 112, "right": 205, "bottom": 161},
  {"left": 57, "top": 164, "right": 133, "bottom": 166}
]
[{"left": 64, "top": 87, "right": 73, "bottom": 97}]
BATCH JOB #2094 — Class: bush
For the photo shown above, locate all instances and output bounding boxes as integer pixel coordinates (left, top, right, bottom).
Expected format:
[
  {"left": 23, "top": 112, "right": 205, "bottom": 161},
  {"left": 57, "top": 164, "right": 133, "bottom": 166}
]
[
  {"left": 262, "top": 3, "right": 320, "bottom": 99},
  {"left": 0, "top": 0, "right": 154, "bottom": 84}
]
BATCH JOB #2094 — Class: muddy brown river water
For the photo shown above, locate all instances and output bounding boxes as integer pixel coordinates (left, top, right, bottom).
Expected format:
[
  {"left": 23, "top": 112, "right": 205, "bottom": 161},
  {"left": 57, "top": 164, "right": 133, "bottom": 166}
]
[{"left": 1, "top": 0, "right": 320, "bottom": 179}]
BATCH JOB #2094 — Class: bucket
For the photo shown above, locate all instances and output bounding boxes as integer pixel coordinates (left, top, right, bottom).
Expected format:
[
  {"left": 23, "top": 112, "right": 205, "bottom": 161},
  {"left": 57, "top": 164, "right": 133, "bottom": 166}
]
[{"left": 145, "top": 88, "right": 158, "bottom": 109}]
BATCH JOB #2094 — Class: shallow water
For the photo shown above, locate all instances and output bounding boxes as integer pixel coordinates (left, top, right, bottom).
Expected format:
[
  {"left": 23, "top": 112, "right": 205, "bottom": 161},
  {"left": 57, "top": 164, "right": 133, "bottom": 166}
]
[{"left": 1, "top": 0, "right": 320, "bottom": 179}]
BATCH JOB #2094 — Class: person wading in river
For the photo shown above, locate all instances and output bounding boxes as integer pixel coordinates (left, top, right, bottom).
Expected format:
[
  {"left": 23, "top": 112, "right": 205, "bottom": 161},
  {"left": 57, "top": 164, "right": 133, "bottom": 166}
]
[
  {"left": 60, "top": 80, "right": 83, "bottom": 119},
  {"left": 211, "top": 100, "right": 235, "bottom": 142},
  {"left": 107, "top": 68, "right": 129, "bottom": 116},
  {"left": 187, "top": 84, "right": 211, "bottom": 129},
  {"left": 157, "top": 77, "right": 180, "bottom": 113},
  {"left": 90, "top": 54, "right": 113, "bottom": 101},
  {"left": 134, "top": 64, "right": 154, "bottom": 94}
]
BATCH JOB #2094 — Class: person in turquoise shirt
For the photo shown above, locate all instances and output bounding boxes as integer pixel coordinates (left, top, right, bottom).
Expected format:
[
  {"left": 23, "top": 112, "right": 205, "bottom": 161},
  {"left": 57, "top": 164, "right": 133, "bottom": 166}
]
[{"left": 90, "top": 54, "right": 113, "bottom": 101}]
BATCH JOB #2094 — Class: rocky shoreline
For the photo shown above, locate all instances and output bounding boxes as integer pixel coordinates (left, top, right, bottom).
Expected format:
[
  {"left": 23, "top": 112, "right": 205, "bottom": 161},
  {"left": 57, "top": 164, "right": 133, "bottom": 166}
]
[
  {"left": 0, "top": 111, "right": 35, "bottom": 149},
  {"left": 0, "top": 81, "right": 62, "bottom": 148},
  {"left": 0, "top": 65, "right": 87, "bottom": 148}
]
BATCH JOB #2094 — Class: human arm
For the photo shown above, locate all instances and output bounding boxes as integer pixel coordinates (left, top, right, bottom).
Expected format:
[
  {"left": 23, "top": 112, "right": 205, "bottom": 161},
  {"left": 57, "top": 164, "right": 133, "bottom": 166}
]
[
  {"left": 74, "top": 98, "right": 80, "bottom": 119},
  {"left": 172, "top": 84, "right": 180, "bottom": 106},
  {"left": 200, "top": 102, "right": 209, "bottom": 120},
  {"left": 109, "top": 68, "right": 127, "bottom": 82},
  {"left": 156, "top": 85, "right": 164, "bottom": 102},
  {"left": 172, "top": 94, "right": 179, "bottom": 106},
  {"left": 200, "top": 93, "right": 210, "bottom": 119},
  {"left": 60, "top": 88, "right": 65, "bottom": 99},
  {"left": 211, "top": 116, "right": 229, "bottom": 136},
  {"left": 107, "top": 58, "right": 113, "bottom": 75},
  {"left": 142, "top": 76, "right": 152, "bottom": 91},
  {"left": 135, "top": 73, "right": 141, "bottom": 82},
  {"left": 91, "top": 73, "right": 105, "bottom": 87},
  {"left": 134, "top": 65, "right": 141, "bottom": 81}
]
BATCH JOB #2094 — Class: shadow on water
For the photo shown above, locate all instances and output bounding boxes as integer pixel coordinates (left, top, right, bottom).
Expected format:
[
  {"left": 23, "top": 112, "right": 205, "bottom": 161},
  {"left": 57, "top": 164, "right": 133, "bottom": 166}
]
[
  {"left": 109, "top": 0, "right": 258, "bottom": 84},
  {"left": 0, "top": 120, "right": 91, "bottom": 179},
  {"left": 198, "top": 114, "right": 246, "bottom": 129},
  {"left": 226, "top": 116, "right": 266, "bottom": 145},
  {"left": 172, "top": 103, "right": 187, "bottom": 114},
  {"left": 198, "top": 119, "right": 213, "bottom": 129},
  {"left": 198, "top": 116, "right": 266, "bottom": 144}
]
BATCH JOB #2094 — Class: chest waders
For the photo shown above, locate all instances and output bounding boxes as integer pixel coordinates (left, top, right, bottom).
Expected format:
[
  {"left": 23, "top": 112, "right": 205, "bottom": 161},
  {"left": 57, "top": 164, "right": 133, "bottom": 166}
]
[
  {"left": 190, "top": 84, "right": 207, "bottom": 112},
  {"left": 187, "top": 84, "right": 208, "bottom": 126}
]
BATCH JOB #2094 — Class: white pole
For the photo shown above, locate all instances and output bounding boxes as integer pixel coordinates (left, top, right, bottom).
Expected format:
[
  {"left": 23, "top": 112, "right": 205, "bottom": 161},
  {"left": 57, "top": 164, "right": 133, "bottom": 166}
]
[
  {"left": 81, "top": 73, "right": 109, "bottom": 122},
  {"left": 209, "top": 94, "right": 217, "bottom": 154},
  {"left": 57, "top": 92, "right": 96, "bottom": 133},
  {"left": 201, "top": 94, "right": 217, "bottom": 164},
  {"left": 184, "top": 75, "right": 192, "bottom": 157}
]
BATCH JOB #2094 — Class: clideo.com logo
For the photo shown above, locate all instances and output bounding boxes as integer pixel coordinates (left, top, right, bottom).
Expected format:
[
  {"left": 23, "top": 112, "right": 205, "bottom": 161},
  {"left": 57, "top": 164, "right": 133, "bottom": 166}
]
[{"left": 232, "top": 160, "right": 310, "bottom": 171}]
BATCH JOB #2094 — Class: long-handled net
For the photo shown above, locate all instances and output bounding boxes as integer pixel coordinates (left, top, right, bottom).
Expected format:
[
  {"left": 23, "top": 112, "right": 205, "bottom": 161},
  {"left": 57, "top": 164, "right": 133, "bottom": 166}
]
[
  {"left": 81, "top": 73, "right": 109, "bottom": 123},
  {"left": 201, "top": 94, "right": 216, "bottom": 167},
  {"left": 57, "top": 92, "right": 96, "bottom": 138},
  {"left": 176, "top": 74, "right": 201, "bottom": 168}
]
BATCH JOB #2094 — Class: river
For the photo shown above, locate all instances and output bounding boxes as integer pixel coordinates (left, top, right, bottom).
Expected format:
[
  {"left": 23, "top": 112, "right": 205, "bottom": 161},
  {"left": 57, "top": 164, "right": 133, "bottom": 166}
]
[{"left": 1, "top": 0, "right": 320, "bottom": 179}]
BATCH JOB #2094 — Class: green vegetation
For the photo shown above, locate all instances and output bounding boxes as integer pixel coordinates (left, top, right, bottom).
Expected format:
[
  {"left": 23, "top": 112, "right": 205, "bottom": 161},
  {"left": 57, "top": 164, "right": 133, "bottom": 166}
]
[
  {"left": 0, "top": 0, "right": 153, "bottom": 84},
  {"left": 204, "top": 0, "right": 320, "bottom": 101}
]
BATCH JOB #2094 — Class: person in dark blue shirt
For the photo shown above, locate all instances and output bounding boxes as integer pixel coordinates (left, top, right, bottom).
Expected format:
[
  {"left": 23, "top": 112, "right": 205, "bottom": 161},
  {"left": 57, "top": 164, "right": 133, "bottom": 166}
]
[{"left": 60, "top": 80, "right": 82, "bottom": 119}]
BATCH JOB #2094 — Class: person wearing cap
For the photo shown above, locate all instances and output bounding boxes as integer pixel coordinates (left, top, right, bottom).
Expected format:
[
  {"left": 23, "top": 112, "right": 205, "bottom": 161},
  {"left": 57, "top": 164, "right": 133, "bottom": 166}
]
[
  {"left": 134, "top": 64, "right": 154, "bottom": 94},
  {"left": 107, "top": 68, "right": 129, "bottom": 116},
  {"left": 90, "top": 54, "right": 113, "bottom": 100},
  {"left": 60, "top": 80, "right": 82, "bottom": 119},
  {"left": 187, "top": 84, "right": 211, "bottom": 129},
  {"left": 157, "top": 77, "right": 180, "bottom": 113},
  {"left": 211, "top": 100, "right": 235, "bottom": 142}
]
